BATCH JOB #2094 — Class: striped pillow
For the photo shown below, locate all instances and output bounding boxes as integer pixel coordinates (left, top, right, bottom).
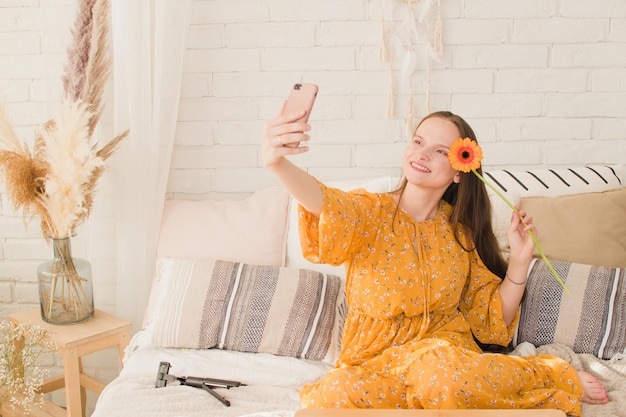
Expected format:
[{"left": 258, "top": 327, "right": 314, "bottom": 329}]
[
  {"left": 146, "top": 258, "right": 346, "bottom": 364},
  {"left": 484, "top": 165, "right": 623, "bottom": 252},
  {"left": 514, "top": 259, "right": 626, "bottom": 359},
  {"left": 485, "top": 165, "right": 622, "bottom": 198}
]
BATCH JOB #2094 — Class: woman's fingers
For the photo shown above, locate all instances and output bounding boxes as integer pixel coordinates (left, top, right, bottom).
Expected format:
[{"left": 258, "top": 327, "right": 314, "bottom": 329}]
[
  {"left": 269, "top": 101, "right": 309, "bottom": 126},
  {"left": 263, "top": 125, "right": 310, "bottom": 147},
  {"left": 263, "top": 117, "right": 311, "bottom": 149},
  {"left": 515, "top": 208, "right": 536, "bottom": 234},
  {"left": 261, "top": 107, "right": 312, "bottom": 168}
]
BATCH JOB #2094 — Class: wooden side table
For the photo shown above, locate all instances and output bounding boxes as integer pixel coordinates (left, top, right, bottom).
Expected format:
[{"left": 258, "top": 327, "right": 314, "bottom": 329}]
[
  {"left": 295, "top": 410, "right": 566, "bottom": 416},
  {"left": 5, "top": 308, "right": 132, "bottom": 417}
]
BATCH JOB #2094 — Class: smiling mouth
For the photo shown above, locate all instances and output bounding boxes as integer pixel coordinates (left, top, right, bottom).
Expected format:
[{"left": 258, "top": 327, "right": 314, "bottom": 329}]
[{"left": 410, "top": 162, "right": 431, "bottom": 173}]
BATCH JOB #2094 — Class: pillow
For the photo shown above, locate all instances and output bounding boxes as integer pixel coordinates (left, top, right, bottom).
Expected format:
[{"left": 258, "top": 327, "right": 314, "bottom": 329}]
[
  {"left": 485, "top": 165, "right": 623, "bottom": 199},
  {"left": 144, "top": 257, "right": 346, "bottom": 364},
  {"left": 157, "top": 186, "right": 290, "bottom": 265},
  {"left": 519, "top": 187, "right": 626, "bottom": 268},
  {"left": 484, "top": 165, "right": 624, "bottom": 252},
  {"left": 513, "top": 259, "right": 626, "bottom": 359}
]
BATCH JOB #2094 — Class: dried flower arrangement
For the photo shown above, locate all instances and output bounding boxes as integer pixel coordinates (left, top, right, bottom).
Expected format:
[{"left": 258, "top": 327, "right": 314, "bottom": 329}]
[
  {"left": 0, "top": 0, "right": 129, "bottom": 323},
  {"left": 0, "top": 320, "right": 58, "bottom": 413}
]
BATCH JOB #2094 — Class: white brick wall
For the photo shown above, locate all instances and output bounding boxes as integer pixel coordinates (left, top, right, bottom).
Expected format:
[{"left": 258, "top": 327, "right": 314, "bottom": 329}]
[
  {"left": 168, "top": 0, "right": 626, "bottom": 198},
  {"left": 0, "top": 3, "right": 624, "bottom": 412},
  {"left": 0, "top": 3, "right": 116, "bottom": 415},
  {"left": 0, "top": 0, "right": 624, "bottom": 303}
]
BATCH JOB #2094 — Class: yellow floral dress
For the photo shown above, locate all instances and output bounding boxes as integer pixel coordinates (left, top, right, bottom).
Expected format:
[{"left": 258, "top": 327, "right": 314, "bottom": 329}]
[{"left": 298, "top": 184, "right": 583, "bottom": 415}]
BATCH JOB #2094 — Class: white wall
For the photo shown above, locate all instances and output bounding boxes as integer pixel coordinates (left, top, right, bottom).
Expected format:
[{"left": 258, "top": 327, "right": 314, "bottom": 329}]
[
  {"left": 0, "top": 0, "right": 624, "bottom": 324},
  {"left": 0, "top": 0, "right": 624, "bottom": 414},
  {"left": 0, "top": 0, "right": 625, "bottom": 323},
  {"left": 0, "top": 0, "right": 77, "bottom": 318},
  {"left": 170, "top": 0, "right": 626, "bottom": 199},
  {"left": 0, "top": 2, "right": 112, "bottom": 413}
]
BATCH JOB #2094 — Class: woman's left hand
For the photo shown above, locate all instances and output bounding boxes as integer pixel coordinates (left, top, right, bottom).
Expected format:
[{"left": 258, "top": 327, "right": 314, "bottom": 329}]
[
  {"left": 506, "top": 205, "right": 537, "bottom": 263},
  {"left": 501, "top": 205, "right": 536, "bottom": 324}
]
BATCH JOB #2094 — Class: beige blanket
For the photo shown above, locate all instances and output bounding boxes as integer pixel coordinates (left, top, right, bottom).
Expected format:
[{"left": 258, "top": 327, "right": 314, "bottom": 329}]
[{"left": 514, "top": 342, "right": 626, "bottom": 417}]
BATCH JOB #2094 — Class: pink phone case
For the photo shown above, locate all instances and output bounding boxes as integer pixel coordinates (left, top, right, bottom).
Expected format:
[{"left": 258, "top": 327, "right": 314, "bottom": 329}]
[
  {"left": 282, "top": 83, "right": 318, "bottom": 147},
  {"left": 284, "top": 83, "right": 318, "bottom": 123}
]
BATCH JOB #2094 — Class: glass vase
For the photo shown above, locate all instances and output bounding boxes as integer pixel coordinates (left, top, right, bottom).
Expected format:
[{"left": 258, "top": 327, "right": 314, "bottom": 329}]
[{"left": 37, "top": 237, "right": 94, "bottom": 325}]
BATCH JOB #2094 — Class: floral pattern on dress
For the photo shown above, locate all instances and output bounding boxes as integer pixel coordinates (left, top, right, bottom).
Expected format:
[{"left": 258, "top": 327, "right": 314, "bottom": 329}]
[{"left": 298, "top": 183, "right": 582, "bottom": 416}]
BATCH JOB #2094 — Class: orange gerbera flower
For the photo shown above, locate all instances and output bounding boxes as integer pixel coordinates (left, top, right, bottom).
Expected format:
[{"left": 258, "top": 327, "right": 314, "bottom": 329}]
[
  {"left": 448, "top": 137, "right": 483, "bottom": 172},
  {"left": 447, "top": 137, "right": 570, "bottom": 294}
]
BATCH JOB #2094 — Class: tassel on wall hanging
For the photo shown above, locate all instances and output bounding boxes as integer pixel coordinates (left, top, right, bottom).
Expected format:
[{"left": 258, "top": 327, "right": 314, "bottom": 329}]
[{"left": 379, "top": 0, "right": 443, "bottom": 134}]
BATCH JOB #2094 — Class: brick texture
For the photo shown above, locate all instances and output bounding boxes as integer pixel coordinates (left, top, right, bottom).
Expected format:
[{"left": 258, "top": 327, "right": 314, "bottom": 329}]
[{"left": 0, "top": 1, "right": 625, "bottom": 381}]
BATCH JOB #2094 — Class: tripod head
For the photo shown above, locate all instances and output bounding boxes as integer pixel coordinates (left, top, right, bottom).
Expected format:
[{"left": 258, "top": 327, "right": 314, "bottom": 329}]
[{"left": 155, "top": 361, "right": 175, "bottom": 388}]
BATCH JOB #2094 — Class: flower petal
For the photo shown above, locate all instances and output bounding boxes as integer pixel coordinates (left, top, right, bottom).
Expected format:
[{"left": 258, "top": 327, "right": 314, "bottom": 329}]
[{"left": 449, "top": 137, "right": 483, "bottom": 172}]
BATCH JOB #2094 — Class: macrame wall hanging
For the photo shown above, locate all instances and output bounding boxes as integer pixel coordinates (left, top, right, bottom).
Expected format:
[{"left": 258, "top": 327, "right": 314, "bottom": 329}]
[{"left": 379, "top": 0, "right": 443, "bottom": 134}]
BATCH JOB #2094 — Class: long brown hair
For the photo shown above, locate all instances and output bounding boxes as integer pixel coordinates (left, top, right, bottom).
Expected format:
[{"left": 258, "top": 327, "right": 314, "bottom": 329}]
[{"left": 395, "top": 111, "right": 507, "bottom": 279}]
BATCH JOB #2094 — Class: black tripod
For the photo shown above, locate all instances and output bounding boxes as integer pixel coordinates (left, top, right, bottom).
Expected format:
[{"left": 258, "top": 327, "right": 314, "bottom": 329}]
[{"left": 155, "top": 361, "right": 244, "bottom": 406}]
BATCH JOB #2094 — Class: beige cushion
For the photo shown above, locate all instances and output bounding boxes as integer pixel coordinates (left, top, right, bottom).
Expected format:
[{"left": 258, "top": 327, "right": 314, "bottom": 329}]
[
  {"left": 485, "top": 165, "right": 624, "bottom": 252},
  {"left": 157, "top": 186, "right": 290, "bottom": 266},
  {"left": 143, "top": 258, "right": 346, "bottom": 364},
  {"left": 145, "top": 187, "right": 292, "bottom": 328},
  {"left": 520, "top": 187, "right": 626, "bottom": 268}
]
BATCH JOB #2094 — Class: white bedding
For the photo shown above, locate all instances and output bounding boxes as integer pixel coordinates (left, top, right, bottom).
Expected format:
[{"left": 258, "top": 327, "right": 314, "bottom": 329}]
[
  {"left": 533, "top": 344, "right": 626, "bottom": 417},
  {"left": 92, "top": 331, "right": 331, "bottom": 417},
  {"left": 93, "top": 334, "right": 626, "bottom": 417},
  {"left": 93, "top": 167, "right": 626, "bottom": 417}
]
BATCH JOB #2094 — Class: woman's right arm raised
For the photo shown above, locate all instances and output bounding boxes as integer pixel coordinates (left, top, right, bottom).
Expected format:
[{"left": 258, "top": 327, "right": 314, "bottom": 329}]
[{"left": 262, "top": 102, "right": 323, "bottom": 216}]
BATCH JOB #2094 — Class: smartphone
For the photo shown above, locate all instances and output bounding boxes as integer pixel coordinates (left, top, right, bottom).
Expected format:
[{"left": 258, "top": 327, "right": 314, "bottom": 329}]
[
  {"left": 282, "top": 83, "right": 318, "bottom": 147},
  {"left": 284, "top": 83, "right": 318, "bottom": 123}
]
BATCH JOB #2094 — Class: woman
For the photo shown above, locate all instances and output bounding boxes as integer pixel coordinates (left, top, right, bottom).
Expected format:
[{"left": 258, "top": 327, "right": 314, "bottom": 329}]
[{"left": 262, "top": 106, "right": 608, "bottom": 415}]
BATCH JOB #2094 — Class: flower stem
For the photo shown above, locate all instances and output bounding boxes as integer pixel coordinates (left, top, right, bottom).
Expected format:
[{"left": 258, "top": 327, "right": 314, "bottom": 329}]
[{"left": 471, "top": 169, "right": 571, "bottom": 295}]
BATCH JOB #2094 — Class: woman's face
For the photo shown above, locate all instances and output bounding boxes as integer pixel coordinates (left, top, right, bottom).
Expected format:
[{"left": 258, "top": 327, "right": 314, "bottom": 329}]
[{"left": 402, "top": 116, "right": 461, "bottom": 192}]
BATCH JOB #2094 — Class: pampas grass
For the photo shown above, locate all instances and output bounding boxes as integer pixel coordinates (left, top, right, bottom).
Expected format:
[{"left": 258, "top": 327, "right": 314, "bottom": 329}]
[
  {"left": 0, "top": 0, "right": 127, "bottom": 240},
  {"left": 0, "top": 0, "right": 128, "bottom": 324}
]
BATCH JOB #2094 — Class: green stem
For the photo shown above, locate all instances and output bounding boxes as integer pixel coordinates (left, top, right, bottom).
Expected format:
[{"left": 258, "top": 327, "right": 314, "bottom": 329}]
[{"left": 472, "top": 169, "right": 571, "bottom": 295}]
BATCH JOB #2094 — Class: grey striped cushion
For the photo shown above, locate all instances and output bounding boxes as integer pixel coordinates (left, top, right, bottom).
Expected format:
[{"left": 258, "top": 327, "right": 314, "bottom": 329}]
[
  {"left": 147, "top": 258, "right": 346, "bottom": 363},
  {"left": 514, "top": 259, "right": 626, "bottom": 359}
]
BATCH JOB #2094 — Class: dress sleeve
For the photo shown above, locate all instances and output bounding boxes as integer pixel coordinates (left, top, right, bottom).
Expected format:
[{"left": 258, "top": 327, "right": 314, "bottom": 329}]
[
  {"left": 297, "top": 182, "right": 381, "bottom": 266},
  {"left": 459, "top": 250, "right": 520, "bottom": 346}
]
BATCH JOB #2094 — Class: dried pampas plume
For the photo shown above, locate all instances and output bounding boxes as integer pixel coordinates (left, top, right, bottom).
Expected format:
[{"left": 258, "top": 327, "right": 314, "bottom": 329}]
[{"left": 0, "top": 0, "right": 128, "bottom": 240}]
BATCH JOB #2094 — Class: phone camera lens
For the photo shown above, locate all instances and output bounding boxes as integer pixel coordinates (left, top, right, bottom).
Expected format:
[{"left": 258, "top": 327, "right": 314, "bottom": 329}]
[{"left": 294, "top": 83, "right": 302, "bottom": 90}]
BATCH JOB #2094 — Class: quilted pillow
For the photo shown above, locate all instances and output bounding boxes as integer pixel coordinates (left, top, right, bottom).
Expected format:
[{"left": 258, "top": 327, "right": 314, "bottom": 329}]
[
  {"left": 513, "top": 259, "right": 626, "bottom": 359},
  {"left": 144, "top": 258, "right": 346, "bottom": 364}
]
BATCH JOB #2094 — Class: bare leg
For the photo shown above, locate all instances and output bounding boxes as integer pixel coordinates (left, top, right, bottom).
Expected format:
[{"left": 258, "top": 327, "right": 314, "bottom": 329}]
[{"left": 577, "top": 371, "right": 609, "bottom": 405}]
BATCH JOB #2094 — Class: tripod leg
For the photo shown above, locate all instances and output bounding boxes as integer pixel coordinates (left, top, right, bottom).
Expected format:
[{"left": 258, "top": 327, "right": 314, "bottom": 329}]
[{"left": 200, "top": 383, "right": 230, "bottom": 407}]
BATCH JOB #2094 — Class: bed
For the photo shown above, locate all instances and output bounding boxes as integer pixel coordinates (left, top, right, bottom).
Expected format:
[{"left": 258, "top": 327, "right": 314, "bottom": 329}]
[{"left": 92, "top": 165, "right": 626, "bottom": 417}]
